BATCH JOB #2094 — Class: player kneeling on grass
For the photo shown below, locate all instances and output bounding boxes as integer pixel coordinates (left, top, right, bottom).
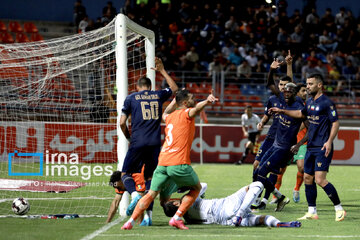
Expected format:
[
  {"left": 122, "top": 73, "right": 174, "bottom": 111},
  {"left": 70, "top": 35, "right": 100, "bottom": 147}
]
[
  {"left": 106, "top": 171, "right": 150, "bottom": 225},
  {"left": 163, "top": 181, "right": 301, "bottom": 228}
]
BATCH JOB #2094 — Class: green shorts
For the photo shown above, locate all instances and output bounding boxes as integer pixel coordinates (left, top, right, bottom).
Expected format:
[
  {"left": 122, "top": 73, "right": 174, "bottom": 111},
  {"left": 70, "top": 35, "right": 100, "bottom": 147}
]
[
  {"left": 293, "top": 145, "right": 307, "bottom": 162},
  {"left": 159, "top": 178, "right": 178, "bottom": 199},
  {"left": 150, "top": 164, "right": 199, "bottom": 194}
]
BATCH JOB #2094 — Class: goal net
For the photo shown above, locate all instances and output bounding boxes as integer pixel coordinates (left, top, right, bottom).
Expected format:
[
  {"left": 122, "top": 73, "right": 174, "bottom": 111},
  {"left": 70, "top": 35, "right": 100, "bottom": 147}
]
[{"left": 0, "top": 14, "right": 155, "bottom": 217}]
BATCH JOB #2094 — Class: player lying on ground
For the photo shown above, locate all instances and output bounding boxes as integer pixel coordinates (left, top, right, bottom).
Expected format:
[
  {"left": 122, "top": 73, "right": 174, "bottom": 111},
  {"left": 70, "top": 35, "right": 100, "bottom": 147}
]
[{"left": 163, "top": 181, "right": 301, "bottom": 228}]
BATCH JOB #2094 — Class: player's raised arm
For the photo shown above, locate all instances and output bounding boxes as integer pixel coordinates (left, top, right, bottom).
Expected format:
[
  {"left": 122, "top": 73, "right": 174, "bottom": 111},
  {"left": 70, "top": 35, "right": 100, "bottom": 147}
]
[
  {"left": 152, "top": 57, "right": 178, "bottom": 93},
  {"left": 163, "top": 97, "right": 177, "bottom": 121},
  {"left": 267, "top": 58, "right": 283, "bottom": 96},
  {"left": 285, "top": 50, "right": 294, "bottom": 82},
  {"left": 188, "top": 89, "right": 218, "bottom": 118}
]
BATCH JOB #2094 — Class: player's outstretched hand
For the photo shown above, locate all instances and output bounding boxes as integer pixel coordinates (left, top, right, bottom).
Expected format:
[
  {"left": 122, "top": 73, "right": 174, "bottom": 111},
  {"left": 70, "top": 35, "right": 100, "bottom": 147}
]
[
  {"left": 268, "top": 107, "right": 281, "bottom": 115},
  {"left": 151, "top": 57, "right": 164, "bottom": 72},
  {"left": 270, "top": 58, "right": 283, "bottom": 69},
  {"left": 207, "top": 89, "right": 218, "bottom": 104},
  {"left": 285, "top": 50, "right": 293, "bottom": 65}
]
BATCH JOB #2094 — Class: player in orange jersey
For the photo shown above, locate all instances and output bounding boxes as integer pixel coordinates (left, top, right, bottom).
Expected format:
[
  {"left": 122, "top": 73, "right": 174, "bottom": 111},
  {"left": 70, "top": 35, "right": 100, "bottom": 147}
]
[{"left": 121, "top": 89, "right": 218, "bottom": 230}]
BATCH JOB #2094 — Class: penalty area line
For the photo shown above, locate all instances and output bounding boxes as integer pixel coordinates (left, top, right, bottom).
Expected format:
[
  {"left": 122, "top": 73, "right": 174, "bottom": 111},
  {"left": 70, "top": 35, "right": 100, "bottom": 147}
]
[{"left": 80, "top": 216, "right": 125, "bottom": 240}]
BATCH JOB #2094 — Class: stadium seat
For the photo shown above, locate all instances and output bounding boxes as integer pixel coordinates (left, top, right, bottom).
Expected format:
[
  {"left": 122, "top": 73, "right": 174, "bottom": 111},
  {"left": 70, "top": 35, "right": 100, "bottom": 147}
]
[
  {"left": 8, "top": 21, "right": 23, "bottom": 33},
  {"left": 30, "top": 32, "right": 44, "bottom": 42},
  {"left": 0, "top": 32, "right": 14, "bottom": 44},
  {"left": 16, "top": 32, "right": 30, "bottom": 43},
  {"left": 248, "top": 96, "right": 261, "bottom": 101},
  {"left": 186, "top": 82, "right": 199, "bottom": 89},
  {"left": 23, "top": 22, "right": 39, "bottom": 33},
  {"left": 0, "top": 21, "right": 7, "bottom": 32}
]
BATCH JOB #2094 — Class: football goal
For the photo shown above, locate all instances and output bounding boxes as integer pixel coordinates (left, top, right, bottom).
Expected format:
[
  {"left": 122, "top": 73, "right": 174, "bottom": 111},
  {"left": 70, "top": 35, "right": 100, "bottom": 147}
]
[{"left": 0, "top": 14, "right": 155, "bottom": 217}]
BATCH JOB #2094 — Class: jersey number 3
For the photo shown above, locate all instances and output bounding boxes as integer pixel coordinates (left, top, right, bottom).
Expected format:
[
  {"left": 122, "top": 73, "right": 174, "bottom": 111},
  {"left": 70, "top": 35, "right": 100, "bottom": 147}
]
[{"left": 141, "top": 101, "right": 159, "bottom": 120}]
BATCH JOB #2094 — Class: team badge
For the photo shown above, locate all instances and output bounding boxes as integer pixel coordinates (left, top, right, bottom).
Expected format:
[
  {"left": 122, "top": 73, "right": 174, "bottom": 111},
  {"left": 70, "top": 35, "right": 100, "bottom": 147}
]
[{"left": 317, "top": 162, "right": 322, "bottom": 167}]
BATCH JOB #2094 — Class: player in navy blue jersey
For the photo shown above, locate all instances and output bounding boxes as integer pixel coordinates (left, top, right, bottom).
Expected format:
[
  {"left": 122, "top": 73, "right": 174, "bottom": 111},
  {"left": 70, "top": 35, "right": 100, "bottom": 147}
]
[
  {"left": 120, "top": 57, "right": 178, "bottom": 224},
  {"left": 269, "top": 73, "right": 345, "bottom": 222},
  {"left": 254, "top": 81, "right": 304, "bottom": 212},
  {"left": 252, "top": 53, "right": 294, "bottom": 210}
]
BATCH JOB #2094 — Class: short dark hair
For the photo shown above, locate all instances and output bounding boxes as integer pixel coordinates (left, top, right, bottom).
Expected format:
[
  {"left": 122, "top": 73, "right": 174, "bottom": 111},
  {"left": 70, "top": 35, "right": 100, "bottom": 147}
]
[
  {"left": 245, "top": 105, "right": 252, "bottom": 109},
  {"left": 162, "top": 201, "right": 179, "bottom": 217},
  {"left": 279, "top": 76, "right": 291, "bottom": 82},
  {"left": 109, "top": 171, "right": 121, "bottom": 186},
  {"left": 307, "top": 73, "right": 324, "bottom": 83},
  {"left": 296, "top": 82, "right": 306, "bottom": 92},
  {"left": 175, "top": 89, "right": 190, "bottom": 105},
  {"left": 137, "top": 77, "right": 152, "bottom": 88}
]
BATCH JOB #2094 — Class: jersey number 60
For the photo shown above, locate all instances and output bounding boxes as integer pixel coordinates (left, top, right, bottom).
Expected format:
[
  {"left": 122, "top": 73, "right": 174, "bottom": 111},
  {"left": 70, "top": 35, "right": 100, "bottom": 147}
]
[{"left": 141, "top": 101, "right": 159, "bottom": 120}]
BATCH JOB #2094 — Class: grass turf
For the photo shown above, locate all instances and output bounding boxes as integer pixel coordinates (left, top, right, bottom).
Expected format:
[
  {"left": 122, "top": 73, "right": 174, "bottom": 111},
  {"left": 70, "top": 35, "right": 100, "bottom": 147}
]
[{"left": 0, "top": 164, "right": 359, "bottom": 240}]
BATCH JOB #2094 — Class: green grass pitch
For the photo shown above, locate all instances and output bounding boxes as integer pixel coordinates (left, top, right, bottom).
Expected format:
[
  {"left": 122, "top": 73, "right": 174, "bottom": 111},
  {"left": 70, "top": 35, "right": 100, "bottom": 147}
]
[{"left": 1, "top": 164, "right": 359, "bottom": 240}]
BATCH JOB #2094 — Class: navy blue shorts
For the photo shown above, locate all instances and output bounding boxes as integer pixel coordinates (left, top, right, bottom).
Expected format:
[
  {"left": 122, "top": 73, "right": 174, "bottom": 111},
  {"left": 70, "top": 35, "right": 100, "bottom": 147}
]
[
  {"left": 255, "top": 137, "right": 274, "bottom": 163},
  {"left": 121, "top": 145, "right": 160, "bottom": 179},
  {"left": 304, "top": 147, "right": 333, "bottom": 175},
  {"left": 258, "top": 146, "right": 293, "bottom": 175}
]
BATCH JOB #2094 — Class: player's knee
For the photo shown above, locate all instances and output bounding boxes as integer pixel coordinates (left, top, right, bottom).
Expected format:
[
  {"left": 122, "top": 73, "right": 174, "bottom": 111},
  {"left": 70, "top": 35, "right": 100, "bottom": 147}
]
[
  {"left": 303, "top": 174, "right": 314, "bottom": 184},
  {"left": 315, "top": 177, "right": 328, "bottom": 187},
  {"left": 249, "top": 181, "right": 264, "bottom": 192}
]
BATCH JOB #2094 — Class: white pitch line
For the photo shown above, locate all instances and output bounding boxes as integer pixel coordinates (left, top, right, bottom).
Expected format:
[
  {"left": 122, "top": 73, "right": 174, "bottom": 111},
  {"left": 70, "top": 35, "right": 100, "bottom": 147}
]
[
  {"left": 98, "top": 234, "right": 360, "bottom": 239},
  {"left": 80, "top": 216, "right": 125, "bottom": 240}
]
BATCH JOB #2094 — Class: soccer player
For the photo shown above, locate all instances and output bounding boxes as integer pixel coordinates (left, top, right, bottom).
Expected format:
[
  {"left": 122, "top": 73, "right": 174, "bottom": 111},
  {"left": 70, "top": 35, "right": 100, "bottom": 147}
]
[
  {"left": 121, "top": 89, "right": 218, "bottom": 230},
  {"left": 253, "top": 57, "right": 305, "bottom": 212},
  {"left": 235, "top": 105, "right": 261, "bottom": 165},
  {"left": 269, "top": 74, "right": 346, "bottom": 222},
  {"left": 106, "top": 171, "right": 145, "bottom": 223},
  {"left": 163, "top": 181, "right": 301, "bottom": 228},
  {"left": 120, "top": 57, "right": 178, "bottom": 223},
  {"left": 252, "top": 54, "right": 294, "bottom": 210},
  {"left": 271, "top": 83, "right": 308, "bottom": 203}
]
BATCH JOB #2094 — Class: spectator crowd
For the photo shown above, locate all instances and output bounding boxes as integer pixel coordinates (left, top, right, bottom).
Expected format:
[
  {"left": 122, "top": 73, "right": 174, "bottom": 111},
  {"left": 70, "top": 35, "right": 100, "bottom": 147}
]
[{"left": 75, "top": 0, "right": 360, "bottom": 97}]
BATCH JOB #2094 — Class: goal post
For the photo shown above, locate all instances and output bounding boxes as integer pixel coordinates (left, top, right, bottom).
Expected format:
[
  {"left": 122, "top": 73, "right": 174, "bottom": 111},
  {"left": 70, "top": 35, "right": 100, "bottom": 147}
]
[
  {"left": 0, "top": 14, "right": 155, "bottom": 217},
  {"left": 115, "top": 14, "right": 155, "bottom": 216},
  {"left": 115, "top": 13, "right": 155, "bottom": 172}
]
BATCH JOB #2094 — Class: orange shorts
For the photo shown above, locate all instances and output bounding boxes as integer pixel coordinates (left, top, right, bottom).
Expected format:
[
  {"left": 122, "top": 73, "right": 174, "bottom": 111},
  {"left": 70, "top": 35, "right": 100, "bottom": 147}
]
[{"left": 115, "top": 169, "right": 146, "bottom": 194}]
